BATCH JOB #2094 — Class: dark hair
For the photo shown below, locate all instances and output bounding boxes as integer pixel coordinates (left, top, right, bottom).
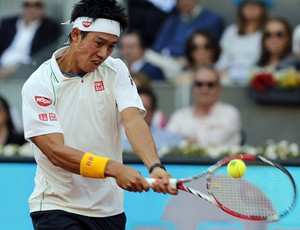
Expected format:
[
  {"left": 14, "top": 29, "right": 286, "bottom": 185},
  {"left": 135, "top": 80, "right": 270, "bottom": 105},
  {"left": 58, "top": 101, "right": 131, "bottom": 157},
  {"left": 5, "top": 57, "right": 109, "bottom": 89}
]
[
  {"left": 258, "top": 17, "right": 293, "bottom": 67},
  {"left": 68, "top": 0, "right": 128, "bottom": 42},
  {"left": 121, "top": 29, "right": 147, "bottom": 50},
  {"left": 0, "top": 96, "right": 17, "bottom": 134},
  {"left": 137, "top": 87, "right": 157, "bottom": 111},
  {"left": 131, "top": 72, "right": 152, "bottom": 89},
  {"left": 237, "top": 1, "right": 268, "bottom": 35},
  {"left": 184, "top": 29, "right": 221, "bottom": 66}
]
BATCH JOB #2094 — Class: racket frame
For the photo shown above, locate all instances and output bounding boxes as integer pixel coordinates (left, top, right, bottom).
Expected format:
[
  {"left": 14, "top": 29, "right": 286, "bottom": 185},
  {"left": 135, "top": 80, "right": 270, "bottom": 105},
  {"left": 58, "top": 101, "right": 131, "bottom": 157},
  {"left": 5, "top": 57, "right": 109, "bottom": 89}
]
[{"left": 146, "top": 154, "right": 297, "bottom": 221}]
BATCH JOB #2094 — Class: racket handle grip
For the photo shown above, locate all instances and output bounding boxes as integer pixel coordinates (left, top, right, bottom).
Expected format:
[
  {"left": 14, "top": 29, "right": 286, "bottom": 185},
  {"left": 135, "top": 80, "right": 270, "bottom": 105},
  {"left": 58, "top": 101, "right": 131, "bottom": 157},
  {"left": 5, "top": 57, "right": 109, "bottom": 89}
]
[{"left": 145, "top": 178, "right": 177, "bottom": 189}]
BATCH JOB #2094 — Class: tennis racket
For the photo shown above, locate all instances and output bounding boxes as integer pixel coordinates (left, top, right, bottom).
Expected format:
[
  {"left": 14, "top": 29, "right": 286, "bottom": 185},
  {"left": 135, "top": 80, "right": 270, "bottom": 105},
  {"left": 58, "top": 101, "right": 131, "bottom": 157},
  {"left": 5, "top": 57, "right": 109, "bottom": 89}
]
[{"left": 146, "top": 154, "right": 296, "bottom": 221}]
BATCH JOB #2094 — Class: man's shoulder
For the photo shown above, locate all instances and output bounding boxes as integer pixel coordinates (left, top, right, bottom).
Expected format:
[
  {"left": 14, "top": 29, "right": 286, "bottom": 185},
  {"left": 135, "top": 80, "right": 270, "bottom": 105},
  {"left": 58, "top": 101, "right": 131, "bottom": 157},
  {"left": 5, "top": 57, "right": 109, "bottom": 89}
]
[
  {"left": 172, "top": 107, "right": 192, "bottom": 117},
  {"left": 25, "top": 60, "right": 52, "bottom": 85},
  {"left": 201, "top": 9, "right": 224, "bottom": 20},
  {"left": 216, "top": 102, "right": 240, "bottom": 114},
  {"left": 142, "top": 62, "right": 161, "bottom": 71},
  {"left": 40, "top": 17, "right": 60, "bottom": 27},
  {"left": 161, "top": 11, "right": 180, "bottom": 25},
  {"left": 101, "top": 56, "right": 127, "bottom": 73},
  {"left": 0, "top": 15, "right": 18, "bottom": 25},
  {"left": 141, "top": 62, "right": 165, "bottom": 79}
]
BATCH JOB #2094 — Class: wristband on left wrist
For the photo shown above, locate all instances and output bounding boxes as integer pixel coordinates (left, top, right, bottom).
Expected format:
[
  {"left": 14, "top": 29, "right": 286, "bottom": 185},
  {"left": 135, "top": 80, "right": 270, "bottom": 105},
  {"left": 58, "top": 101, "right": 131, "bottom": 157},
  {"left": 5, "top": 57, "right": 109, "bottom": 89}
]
[{"left": 80, "top": 152, "right": 110, "bottom": 178}]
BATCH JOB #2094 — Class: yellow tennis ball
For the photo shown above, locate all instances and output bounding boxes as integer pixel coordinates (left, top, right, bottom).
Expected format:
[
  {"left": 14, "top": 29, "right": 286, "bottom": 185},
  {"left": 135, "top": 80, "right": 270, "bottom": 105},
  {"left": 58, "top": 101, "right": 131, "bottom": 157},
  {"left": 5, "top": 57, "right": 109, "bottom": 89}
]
[{"left": 227, "top": 159, "right": 246, "bottom": 178}]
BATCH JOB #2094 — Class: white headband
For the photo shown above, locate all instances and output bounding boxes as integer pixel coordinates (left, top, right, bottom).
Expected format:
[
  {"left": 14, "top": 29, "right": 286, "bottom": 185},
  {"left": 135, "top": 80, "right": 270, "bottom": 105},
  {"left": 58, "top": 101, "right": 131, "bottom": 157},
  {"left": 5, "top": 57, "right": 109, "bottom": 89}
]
[{"left": 62, "top": 17, "right": 121, "bottom": 37}]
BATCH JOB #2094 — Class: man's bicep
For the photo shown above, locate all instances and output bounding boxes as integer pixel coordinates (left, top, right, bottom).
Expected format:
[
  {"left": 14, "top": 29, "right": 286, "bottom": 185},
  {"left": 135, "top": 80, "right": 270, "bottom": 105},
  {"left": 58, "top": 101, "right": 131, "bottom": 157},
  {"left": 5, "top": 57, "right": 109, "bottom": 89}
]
[{"left": 120, "top": 107, "right": 141, "bottom": 124}]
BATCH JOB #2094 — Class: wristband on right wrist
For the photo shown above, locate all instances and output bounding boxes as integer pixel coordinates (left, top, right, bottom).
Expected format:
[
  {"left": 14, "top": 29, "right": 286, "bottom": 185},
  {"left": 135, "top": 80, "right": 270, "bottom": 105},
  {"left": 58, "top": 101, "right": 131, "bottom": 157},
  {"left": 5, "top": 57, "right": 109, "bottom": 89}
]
[
  {"left": 149, "top": 163, "right": 166, "bottom": 174},
  {"left": 80, "top": 152, "right": 110, "bottom": 178}
]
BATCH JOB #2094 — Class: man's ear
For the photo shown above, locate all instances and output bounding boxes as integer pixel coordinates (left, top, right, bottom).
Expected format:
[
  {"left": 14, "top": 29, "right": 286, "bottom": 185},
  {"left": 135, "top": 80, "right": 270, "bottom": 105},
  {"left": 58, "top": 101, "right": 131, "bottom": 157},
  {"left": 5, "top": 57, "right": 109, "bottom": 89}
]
[{"left": 71, "top": 28, "right": 81, "bottom": 42}]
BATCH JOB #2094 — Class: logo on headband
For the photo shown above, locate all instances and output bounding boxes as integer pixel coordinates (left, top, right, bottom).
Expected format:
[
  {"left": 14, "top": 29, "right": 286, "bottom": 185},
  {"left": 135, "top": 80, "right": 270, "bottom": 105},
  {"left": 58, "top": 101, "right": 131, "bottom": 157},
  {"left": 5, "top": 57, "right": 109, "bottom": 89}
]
[{"left": 82, "top": 21, "right": 92, "bottom": 28}]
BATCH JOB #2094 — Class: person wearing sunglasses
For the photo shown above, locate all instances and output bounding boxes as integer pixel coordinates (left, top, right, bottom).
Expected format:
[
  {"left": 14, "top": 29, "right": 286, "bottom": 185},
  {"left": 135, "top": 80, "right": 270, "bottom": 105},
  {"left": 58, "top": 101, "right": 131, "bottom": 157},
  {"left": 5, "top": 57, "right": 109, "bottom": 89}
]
[
  {"left": 216, "top": 0, "right": 270, "bottom": 85},
  {"left": 257, "top": 17, "right": 300, "bottom": 70},
  {"left": 167, "top": 66, "right": 242, "bottom": 147},
  {"left": 174, "top": 29, "right": 221, "bottom": 83},
  {"left": 0, "top": 0, "right": 62, "bottom": 78}
]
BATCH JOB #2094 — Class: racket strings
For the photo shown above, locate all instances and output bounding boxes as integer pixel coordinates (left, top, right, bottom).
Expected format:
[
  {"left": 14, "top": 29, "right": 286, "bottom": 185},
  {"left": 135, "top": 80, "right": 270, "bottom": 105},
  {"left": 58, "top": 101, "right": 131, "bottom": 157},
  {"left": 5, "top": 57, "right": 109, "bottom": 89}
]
[{"left": 208, "top": 163, "right": 295, "bottom": 219}]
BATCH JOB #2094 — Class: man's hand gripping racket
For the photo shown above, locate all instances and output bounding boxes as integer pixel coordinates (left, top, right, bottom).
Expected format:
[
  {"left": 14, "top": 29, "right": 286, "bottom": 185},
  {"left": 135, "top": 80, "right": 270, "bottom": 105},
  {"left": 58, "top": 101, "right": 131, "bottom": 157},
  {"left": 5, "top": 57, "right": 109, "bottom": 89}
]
[{"left": 146, "top": 154, "right": 296, "bottom": 221}]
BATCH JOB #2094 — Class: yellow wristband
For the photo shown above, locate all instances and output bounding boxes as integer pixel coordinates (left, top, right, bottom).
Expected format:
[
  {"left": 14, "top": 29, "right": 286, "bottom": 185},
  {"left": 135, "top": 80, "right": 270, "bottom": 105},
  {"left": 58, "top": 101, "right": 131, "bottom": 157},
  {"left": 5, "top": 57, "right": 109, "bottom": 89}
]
[{"left": 80, "top": 152, "right": 110, "bottom": 178}]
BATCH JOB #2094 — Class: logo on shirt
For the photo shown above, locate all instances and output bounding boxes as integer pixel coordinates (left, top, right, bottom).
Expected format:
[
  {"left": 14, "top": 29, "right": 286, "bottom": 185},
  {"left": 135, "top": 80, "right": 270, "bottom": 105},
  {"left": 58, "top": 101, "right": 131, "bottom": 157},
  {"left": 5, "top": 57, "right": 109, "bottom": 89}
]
[
  {"left": 38, "top": 113, "right": 48, "bottom": 121},
  {"left": 94, "top": 81, "right": 105, "bottom": 92},
  {"left": 82, "top": 21, "right": 92, "bottom": 28},
  {"left": 49, "top": 113, "right": 57, "bottom": 121},
  {"left": 38, "top": 113, "right": 57, "bottom": 122},
  {"left": 35, "top": 96, "right": 52, "bottom": 107}
]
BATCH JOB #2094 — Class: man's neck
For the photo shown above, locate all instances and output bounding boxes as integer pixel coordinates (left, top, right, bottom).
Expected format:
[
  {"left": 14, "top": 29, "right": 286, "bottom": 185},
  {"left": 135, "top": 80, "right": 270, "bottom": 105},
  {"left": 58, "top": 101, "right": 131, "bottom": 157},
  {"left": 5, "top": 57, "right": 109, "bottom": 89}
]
[
  {"left": 193, "top": 104, "right": 213, "bottom": 117},
  {"left": 22, "top": 17, "right": 41, "bottom": 27},
  {"left": 181, "top": 5, "right": 202, "bottom": 22}
]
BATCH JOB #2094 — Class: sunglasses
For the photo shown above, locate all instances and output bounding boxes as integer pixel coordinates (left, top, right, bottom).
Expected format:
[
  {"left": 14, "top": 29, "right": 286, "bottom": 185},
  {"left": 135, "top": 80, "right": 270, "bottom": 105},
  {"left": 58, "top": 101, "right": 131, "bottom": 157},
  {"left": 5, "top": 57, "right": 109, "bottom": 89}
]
[
  {"left": 191, "top": 43, "right": 212, "bottom": 51},
  {"left": 193, "top": 81, "right": 218, "bottom": 88},
  {"left": 264, "top": 31, "right": 286, "bottom": 39},
  {"left": 23, "top": 2, "right": 43, "bottom": 8}
]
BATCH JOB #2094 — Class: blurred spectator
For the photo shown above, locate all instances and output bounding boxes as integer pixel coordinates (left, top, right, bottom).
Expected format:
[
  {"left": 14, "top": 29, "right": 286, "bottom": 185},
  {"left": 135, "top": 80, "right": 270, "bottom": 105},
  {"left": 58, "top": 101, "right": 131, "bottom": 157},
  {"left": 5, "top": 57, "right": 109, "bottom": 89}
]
[
  {"left": 146, "top": 0, "right": 224, "bottom": 80},
  {"left": 122, "top": 87, "right": 184, "bottom": 154},
  {"left": 130, "top": 72, "right": 167, "bottom": 128},
  {"left": 151, "top": 0, "right": 224, "bottom": 58},
  {"left": 174, "top": 29, "right": 221, "bottom": 83},
  {"left": 127, "top": 0, "right": 175, "bottom": 47},
  {"left": 0, "top": 0, "right": 62, "bottom": 78},
  {"left": 120, "top": 30, "right": 166, "bottom": 81},
  {"left": 216, "top": 0, "right": 270, "bottom": 85},
  {"left": 131, "top": 72, "right": 153, "bottom": 89},
  {"left": 0, "top": 95, "right": 26, "bottom": 146},
  {"left": 167, "top": 66, "right": 242, "bottom": 146},
  {"left": 257, "top": 17, "right": 300, "bottom": 70},
  {"left": 293, "top": 24, "right": 300, "bottom": 61}
]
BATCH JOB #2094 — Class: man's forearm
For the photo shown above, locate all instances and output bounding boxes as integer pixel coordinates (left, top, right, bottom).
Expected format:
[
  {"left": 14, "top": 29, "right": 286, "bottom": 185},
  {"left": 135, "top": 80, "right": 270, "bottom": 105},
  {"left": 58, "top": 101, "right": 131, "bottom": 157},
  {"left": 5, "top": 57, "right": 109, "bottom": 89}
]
[{"left": 125, "top": 117, "right": 161, "bottom": 169}]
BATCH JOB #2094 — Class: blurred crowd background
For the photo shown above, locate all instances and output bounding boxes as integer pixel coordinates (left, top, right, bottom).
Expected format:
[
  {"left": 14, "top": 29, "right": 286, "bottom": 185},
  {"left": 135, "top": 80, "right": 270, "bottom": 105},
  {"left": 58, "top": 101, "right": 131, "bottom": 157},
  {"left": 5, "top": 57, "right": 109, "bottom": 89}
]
[{"left": 1, "top": 0, "right": 300, "bottom": 155}]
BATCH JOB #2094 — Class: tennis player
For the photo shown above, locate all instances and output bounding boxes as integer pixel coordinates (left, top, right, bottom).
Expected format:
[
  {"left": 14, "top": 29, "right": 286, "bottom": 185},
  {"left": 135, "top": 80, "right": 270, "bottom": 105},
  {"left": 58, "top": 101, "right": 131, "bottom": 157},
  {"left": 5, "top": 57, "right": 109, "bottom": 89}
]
[{"left": 21, "top": 0, "right": 177, "bottom": 229}]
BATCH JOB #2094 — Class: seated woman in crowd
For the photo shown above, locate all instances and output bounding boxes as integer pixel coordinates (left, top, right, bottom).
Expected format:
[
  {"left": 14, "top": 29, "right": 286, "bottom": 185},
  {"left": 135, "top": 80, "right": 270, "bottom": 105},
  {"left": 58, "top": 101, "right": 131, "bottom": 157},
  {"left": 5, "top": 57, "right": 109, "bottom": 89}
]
[
  {"left": 174, "top": 29, "right": 221, "bottom": 83},
  {"left": 216, "top": 0, "right": 270, "bottom": 85},
  {"left": 0, "top": 96, "right": 26, "bottom": 146},
  {"left": 256, "top": 17, "right": 300, "bottom": 70}
]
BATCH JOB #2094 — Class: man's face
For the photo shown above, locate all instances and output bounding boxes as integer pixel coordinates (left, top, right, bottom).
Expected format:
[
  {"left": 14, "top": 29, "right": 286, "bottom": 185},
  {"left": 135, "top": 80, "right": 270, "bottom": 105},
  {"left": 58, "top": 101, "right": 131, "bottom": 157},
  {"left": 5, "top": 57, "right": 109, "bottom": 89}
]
[
  {"left": 22, "top": 0, "right": 44, "bottom": 22},
  {"left": 71, "top": 29, "right": 118, "bottom": 73},
  {"left": 120, "top": 34, "right": 144, "bottom": 64},
  {"left": 192, "top": 69, "right": 221, "bottom": 107},
  {"left": 176, "top": 0, "right": 198, "bottom": 15}
]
